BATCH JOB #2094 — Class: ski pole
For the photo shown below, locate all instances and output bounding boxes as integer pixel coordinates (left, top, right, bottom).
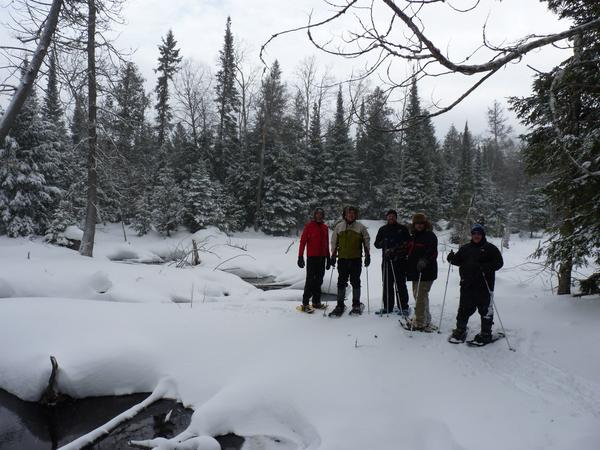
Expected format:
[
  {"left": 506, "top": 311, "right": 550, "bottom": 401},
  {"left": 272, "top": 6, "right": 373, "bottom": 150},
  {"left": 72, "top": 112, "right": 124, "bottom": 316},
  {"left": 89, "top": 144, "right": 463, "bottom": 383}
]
[
  {"left": 389, "top": 259, "right": 405, "bottom": 319},
  {"left": 482, "top": 272, "right": 515, "bottom": 352},
  {"left": 366, "top": 265, "right": 371, "bottom": 314},
  {"left": 324, "top": 265, "right": 334, "bottom": 317},
  {"left": 410, "top": 272, "right": 422, "bottom": 338},
  {"left": 437, "top": 261, "right": 452, "bottom": 333},
  {"left": 380, "top": 256, "right": 387, "bottom": 317}
]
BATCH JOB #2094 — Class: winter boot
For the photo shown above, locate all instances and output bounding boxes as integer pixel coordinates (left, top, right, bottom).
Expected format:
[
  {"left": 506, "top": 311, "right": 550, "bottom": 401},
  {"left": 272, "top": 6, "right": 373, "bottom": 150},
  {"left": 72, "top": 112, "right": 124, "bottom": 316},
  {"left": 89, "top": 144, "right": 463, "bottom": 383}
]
[
  {"left": 472, "top": 331, "right": 493, "bottom": 345},
  {"left": 328, "top": 302, "right": 346, "bottom": 317},
  {"left": 300, "top": 304, "right": 315, "bottom": 313},
  {"left": 349, "top": 303, "right": 364, "bottom": 315},
  {"left": 448, "top": 327, "right": 468, "bottom": 344}
]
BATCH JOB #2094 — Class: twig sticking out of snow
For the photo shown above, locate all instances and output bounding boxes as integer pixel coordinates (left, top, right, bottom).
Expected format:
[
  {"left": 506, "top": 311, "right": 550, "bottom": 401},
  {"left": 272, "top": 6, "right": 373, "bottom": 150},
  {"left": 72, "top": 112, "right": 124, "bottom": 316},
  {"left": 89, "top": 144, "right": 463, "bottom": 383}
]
[
  {"left": 58, "top": 378, "right": 178, "bottom": 450},
  {"left": 285, "top": 241, "right": 295, "bottom": 254},
  {"left": 212, "top": 254, "right": 256, "bottom": 272}
]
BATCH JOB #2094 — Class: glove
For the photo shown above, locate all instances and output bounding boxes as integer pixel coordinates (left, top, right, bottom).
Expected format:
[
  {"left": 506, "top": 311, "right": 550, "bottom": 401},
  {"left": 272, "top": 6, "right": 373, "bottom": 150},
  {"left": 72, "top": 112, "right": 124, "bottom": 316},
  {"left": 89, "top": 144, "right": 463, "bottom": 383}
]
[
  {"left": 331, "top": 255, "right": 337, "bottom": 268},
  {"left": 326, "top": 256, "right": 332, "bottom": 270},
  {"left": 364, "top": 254, "right": 371, "bottom": 267},
  {"left": 384, "top": 249, "right": 394, "bottom": 260},
  {"left": 447, "top": 250, "right": 455, "bottom": 263},
  {"left": 416, "top": 258, "right": 427, "bottom": 272},
  {"left": 297, "top": 256, "right": 305, "bottom": 269}
]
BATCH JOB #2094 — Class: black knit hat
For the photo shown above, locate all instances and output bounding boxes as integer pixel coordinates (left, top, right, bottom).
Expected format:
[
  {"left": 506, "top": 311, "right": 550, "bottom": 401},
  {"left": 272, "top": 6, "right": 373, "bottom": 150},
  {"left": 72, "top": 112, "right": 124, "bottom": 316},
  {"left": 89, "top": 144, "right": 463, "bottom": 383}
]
[{"left": 386, "top": 209, "right": 398, "bottom": 217}]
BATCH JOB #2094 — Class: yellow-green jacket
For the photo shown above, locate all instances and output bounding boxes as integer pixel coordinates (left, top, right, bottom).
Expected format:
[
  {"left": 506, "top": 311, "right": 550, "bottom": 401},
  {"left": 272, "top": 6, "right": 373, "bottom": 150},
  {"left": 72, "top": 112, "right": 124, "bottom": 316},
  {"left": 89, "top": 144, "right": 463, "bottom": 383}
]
[{"left": 331, "top": 220, "right": 370, "bottom": 259}]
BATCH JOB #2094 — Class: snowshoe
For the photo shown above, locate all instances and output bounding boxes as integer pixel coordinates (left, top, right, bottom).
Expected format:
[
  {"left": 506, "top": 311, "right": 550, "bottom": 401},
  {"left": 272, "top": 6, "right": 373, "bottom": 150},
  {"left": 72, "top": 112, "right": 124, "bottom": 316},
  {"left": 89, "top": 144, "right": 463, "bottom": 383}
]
[
  {"left": 348, "top": 303, "right": 365, "bottom": 316},
  {"left": 466, "top": 332, "right": 505, "bottom": 347},
  {"left": 296, "top": 304, "right": 315, "bottom": 314},
  {"left": 375, "top": 308, "right": 393, "bottom": 316},
  {"left": 312, "top": 302, "right": 327, "bottom": 310},
  {"left": 448, "top": 328, "right": 468, "bottom": 344},
  {"left": 399, "top": 319, "right": 437, "bottom": 333},
  {"left": 328, "top": 304, "right": 346, "bottom": 318}
]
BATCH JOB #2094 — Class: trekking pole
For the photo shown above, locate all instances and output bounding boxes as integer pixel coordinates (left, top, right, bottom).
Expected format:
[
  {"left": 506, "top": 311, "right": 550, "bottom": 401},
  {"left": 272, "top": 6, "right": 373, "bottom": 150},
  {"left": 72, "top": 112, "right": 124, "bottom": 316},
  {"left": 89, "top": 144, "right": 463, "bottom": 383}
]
[
  {"left": 482, "top": 272, "right": 516, "bottom": 352},
  {"left": 389, "top": 259, "right": 405, "bottom": 319},
  {"left": 324, "top": 267, "right": 334, "bottom": 317},
  {"left": 410, "top": 272, "right": 422, "bottom": 338},
  {"left": 366, "top": 265, "right": 371, "bottom": 314},
  {"left": 380, "top": 256, "right": 387, "bottom": 317},
  {"left": 437, "top": 262, "right": 452, "bottom": 333}
]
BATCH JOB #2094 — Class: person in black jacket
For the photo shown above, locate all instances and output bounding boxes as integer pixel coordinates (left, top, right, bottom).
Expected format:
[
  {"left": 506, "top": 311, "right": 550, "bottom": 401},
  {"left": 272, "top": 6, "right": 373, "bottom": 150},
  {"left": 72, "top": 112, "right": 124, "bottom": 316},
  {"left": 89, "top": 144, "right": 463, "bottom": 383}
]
[
  {"left": 406, "top": 213, "right": 438, "bottom": 330},
  {"left": 374, "top": 209, "right": 411, "bottom": 315},
  {"left": 447, "top": 224, "right": 504, "bottom": 344}
]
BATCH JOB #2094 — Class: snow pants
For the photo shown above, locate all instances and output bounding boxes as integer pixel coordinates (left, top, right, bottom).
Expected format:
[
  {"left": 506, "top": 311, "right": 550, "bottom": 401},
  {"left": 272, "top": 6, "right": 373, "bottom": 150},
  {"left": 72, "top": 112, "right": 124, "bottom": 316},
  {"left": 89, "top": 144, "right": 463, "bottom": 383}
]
[
  {"left": 337, "top": 258, "right": 362, "bottom": 306},
  {"left": 456, "top": 285, "right": 494, "bottom": 333},
  {"left": 302, "top": 256, "right": 326, "bottom": 305},
  {"left": 412, "top": 280, "right": 433, "bottom": 327},
  {"left": 382, "top": 259, "right": 409, "bottom": 313}
]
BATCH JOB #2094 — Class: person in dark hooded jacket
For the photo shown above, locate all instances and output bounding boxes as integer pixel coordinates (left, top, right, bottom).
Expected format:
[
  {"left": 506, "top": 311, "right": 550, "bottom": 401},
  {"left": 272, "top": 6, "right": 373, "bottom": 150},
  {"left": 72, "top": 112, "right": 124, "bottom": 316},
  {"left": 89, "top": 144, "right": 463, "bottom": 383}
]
[
  {"left": 406, "top": 213, "right": 438, "bottom": 329},
  {"left": 298, "top": 208, "right": 331, "bottom": 312},
  {"left": 447, "top": 224, "right": 504, "bottom": 344}
]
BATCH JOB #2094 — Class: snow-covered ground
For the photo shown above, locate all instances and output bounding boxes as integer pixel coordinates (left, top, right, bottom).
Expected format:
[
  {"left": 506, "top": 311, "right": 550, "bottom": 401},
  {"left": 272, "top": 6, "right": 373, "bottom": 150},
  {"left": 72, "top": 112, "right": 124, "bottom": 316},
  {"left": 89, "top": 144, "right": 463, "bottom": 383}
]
[{"left": 1, "top": 222, "right": 599, "bottom": 450}]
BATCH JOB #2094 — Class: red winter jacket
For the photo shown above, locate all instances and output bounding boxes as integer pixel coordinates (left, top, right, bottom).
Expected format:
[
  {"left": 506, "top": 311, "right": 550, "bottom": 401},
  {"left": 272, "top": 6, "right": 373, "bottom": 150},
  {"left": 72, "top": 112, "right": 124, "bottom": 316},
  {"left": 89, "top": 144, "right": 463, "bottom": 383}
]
[{"left": 299, "top": 220, "right": 330, "bottom": 257}]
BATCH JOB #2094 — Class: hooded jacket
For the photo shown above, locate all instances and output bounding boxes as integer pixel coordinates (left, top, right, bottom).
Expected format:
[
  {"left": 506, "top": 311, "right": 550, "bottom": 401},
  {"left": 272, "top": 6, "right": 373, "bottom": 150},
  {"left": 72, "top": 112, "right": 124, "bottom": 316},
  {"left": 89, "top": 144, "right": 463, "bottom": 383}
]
[
  {"left": 331, "top": 220, "right": 370, "bottom": 260},
  {"left": 450, "top": 237, "right": 504, "bottom": 290},
  {"left": 299, "top": 220, "right": 330, "bottom": 258},
  {"left": 406, "top": 219, "right": 438, "bottom": 281}
]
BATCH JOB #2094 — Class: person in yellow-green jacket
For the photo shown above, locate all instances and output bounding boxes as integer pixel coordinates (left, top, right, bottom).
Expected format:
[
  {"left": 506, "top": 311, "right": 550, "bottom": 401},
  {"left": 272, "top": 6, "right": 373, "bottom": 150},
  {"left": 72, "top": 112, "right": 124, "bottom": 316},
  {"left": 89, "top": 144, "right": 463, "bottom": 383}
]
[{"left": 329, "top": 206, "right": 371, "bottom": 317}]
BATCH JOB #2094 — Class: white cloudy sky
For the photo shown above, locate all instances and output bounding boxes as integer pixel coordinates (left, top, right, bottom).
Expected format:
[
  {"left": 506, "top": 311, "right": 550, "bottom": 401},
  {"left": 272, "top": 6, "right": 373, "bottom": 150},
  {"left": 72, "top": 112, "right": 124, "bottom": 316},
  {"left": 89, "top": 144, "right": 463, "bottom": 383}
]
[{"left": 1, "top": 0, "right": 573, "bottom": 138}]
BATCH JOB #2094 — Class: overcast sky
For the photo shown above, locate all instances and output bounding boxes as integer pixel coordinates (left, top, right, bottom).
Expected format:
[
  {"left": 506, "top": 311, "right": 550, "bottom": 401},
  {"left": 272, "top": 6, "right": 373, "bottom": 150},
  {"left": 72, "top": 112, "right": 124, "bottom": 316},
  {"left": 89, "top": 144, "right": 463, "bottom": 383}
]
[{"left": 1, "top": 0, "right": 573, "bottom": 139}]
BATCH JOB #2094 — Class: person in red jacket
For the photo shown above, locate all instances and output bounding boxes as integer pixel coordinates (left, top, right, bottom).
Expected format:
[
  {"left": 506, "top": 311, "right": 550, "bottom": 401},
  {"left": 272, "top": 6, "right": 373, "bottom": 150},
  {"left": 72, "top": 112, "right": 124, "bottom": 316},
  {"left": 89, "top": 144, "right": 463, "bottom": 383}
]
[{"left": 298, "top": 207, "right": 331, "bottom": 312}]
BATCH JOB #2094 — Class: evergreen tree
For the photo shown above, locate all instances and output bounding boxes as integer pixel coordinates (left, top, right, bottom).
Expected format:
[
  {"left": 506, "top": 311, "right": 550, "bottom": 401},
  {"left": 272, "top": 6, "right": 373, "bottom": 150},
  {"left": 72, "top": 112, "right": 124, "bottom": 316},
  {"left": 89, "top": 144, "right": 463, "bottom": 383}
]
[
  {"left": 155, "top": 30, "right": 182, "bottom": 145},
  {"left": 322, "top": 87, "right": 354, "bottom": 219},
  {"left": 151, "top": 164, "right": 182, "bottom": 236},
  {"left": 396, "top": 80, "right": 437, "bottom": 221},
  {"left": 254, "top": 61, "right": 302, "bottom": 234},
  {"left": 0, "top": 81, "right": 58, "bottom": 236},
  {"left": 183, "top": 160, "right": 224, "bottom": 231},
  {"left": 307, "top": 101, "right": 326, "bottom": 209},
  {"left": 213, "top": 17, "right": 240, "bottom": 183},
  {"left": 510, "top": 0, "right": 600, "bottom": 292},
  {"left": 450, "top": 122, "right": 475, "bottom": 242}
]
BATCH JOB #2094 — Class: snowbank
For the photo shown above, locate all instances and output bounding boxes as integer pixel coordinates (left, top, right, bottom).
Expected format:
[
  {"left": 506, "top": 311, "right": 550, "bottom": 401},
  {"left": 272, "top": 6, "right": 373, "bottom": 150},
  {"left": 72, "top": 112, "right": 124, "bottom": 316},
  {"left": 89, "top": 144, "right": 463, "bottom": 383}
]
[{"left": 1, "top": 225, "right": 599, "bottom": 450}]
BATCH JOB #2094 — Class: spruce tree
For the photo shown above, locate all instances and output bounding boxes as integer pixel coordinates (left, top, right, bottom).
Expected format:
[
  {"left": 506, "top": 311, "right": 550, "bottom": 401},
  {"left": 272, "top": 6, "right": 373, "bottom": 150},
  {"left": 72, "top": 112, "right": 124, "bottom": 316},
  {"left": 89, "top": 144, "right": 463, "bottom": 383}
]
[
  {"left": 307, "top": 101, "right": 326, "bottom": 209},
  {"left": 151, "top": 164, "right": 182, "bottom": 236},
  {"left": 183, "top": 160, "right": 224, "bottom": 231},
  {"left": 322, "top": 87, "right": 354, "bottom": 219},
  {"left": 155, "top": 30, "right": 182, "bottom": 145},
  {"left": 450, "top": 123, "right": 475, "bottom": 242},
  {"left": 213, "top": 17, "right": 240, "bottom": 183}
]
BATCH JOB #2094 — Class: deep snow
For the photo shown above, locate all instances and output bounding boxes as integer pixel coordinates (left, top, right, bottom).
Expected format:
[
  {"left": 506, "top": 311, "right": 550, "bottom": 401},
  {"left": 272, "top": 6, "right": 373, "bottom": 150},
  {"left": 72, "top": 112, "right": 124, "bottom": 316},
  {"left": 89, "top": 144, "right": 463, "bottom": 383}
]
[{"left": 0, "top": 223, "right": 599, "bottom": 450}]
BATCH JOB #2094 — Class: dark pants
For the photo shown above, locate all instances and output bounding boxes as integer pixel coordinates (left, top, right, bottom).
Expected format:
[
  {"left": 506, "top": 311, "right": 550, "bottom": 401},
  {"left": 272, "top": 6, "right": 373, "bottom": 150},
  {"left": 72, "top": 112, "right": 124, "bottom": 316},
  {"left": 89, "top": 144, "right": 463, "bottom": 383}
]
[
  {"left": 302, "top": 256, "right": 326, "bottom": 305},
  {"left": 337, "top": 258, "right": 362, "bottom": 306},
  {"left": 456, "top": 285, "right": 494, "bottom": 333},
  {"left": 382, "top": 259, "right": 409, "bottom": 313}
]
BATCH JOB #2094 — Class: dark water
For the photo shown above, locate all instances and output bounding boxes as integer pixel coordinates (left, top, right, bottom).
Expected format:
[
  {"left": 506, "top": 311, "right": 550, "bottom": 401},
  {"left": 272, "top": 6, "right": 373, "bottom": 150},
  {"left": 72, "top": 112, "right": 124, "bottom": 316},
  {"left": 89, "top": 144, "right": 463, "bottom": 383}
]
[
  {"left": 0, "top": 389, "right": 243, "bottom": 450},
  {"left": 242, "top": 276, "right": 291, "bottom": 291}
]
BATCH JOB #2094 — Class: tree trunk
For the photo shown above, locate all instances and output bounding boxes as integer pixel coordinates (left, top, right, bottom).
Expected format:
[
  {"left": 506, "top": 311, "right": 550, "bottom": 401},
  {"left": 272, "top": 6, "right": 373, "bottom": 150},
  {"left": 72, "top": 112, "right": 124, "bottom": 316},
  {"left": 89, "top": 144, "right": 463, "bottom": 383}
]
[
  {"left": 557, "top": 257, "right": 572, "bottom": 295},
  {"left": 0, "top": 0, "right": 63, "bottom": 144},
  {"left": 80, "top": 0, "right": 98, "bottom": 257},
  {"left": 254, "top": 114, "right": 267, "bottom": 230}
]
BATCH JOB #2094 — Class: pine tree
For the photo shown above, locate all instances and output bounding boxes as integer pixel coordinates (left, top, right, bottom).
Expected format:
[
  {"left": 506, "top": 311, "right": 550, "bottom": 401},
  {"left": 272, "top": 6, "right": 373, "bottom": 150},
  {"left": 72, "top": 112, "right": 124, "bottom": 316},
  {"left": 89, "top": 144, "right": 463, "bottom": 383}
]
[
  {"left": 151, "top": 164, "right": 182, "bottom": 236},
  {"left": 213, "top": 17, "right": 240, "bottom": 183},
  {"left": 183, "top": 160, "right": 224, "bottom": 231},
  {"left": 0, "top": 82, "right": 58, "bottom": 236},
  {"left": 155, "top": 30, "right": 182, "bottom": 145},
  {"left": 510, "top": 0, "right": 600, "bottom": 293},
  {"left": 307, "top": 101, "right": 326, "bottom": 209},
  {"left": 396, "top": 80, "right": 437, "bottom": 221},
  {"left": 254, "top": 61, "right": 302, "bottom": 234},
  {"left": 322, "top": 87, "right": 354, "bottom": 219},
  {"left": 450, "top": 122, "right": 476, "bottom": 242}
]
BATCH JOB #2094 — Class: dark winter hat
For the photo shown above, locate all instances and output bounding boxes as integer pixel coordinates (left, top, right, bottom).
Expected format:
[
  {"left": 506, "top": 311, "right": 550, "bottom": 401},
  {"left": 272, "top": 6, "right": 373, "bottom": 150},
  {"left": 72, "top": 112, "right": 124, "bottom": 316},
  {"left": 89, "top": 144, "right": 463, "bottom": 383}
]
[
  {"left": 412, "top": 212, "right": 428, "bottom": 225},
  {"left": 471, "top": 224, "right": 486, "bottom": 236},
  {"left": 386, "top": 209, "right": 398, "bottom": 218},
  {"left": 313, "top": 208, "right": 325, "bottom": 219}
]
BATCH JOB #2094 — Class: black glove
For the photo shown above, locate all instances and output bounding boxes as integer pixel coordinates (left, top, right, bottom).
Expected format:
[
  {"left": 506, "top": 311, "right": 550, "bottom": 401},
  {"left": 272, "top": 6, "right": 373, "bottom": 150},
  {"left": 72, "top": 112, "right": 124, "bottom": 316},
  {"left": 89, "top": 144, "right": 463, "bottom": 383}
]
[
  {"left": 331, "top": 255, "right": 337, "bottom": 268},
  {"left": 416, "top": 258, "right": 427, "bottom": 272},
  {"left": 326, "top": 256, "right": 332, "bottom": 270},
  {"left": 447, "top": 250, "right": 455, "bottom": 263},
  {"left": 364, "top": 254, "right": 371, "bottom": 267},
  {"left": 297, "top": 256, "right": 305, "bottom": 269},
  {"left": 384, "top": 249, "right": 394, "bottom": 260}
]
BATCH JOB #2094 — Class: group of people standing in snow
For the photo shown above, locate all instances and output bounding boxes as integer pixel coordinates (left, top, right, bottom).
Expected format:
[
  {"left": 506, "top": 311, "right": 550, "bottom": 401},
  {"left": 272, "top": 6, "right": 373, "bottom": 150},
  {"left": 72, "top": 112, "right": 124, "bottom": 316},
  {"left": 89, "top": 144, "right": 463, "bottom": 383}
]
[{"left": 297, "top": 206, "right": 504, "bottom": 345}]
